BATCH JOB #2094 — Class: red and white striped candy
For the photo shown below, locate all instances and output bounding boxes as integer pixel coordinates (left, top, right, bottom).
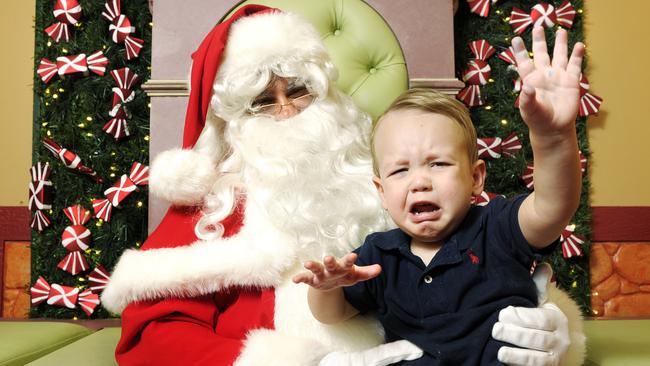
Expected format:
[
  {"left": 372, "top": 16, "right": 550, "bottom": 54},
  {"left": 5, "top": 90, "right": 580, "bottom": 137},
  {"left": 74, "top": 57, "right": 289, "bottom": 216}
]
[
  {"left": 579, "top": 75, "right": 602, "bottom": 117},
  {"left": 499, "top": 46, "right": 517, "bottom": 66},
  {"left": 467, "top": 0, "right": 492, "bottom": 17},
  {"left": 92, "top": 198, "right": 113, "bottom": 222},
  {"left": 124, "top": 36, "right": 144, "bottom": 60},
  {"left": 31, "top": 210, "right": 52, "bottom": 232},
  {"left": 103, "top": 114, "right": 130, "bottom": 141},
  {"left": 478, "top": 137, "right": 503, "bottom": 159},
  {"left": 28, "top": 180, "right": 53, "bottom": 211},
  {"left": 56, "top": 54, "right": 88, "bottom": 75},
  {"left": 61, "top": 225, "right": 92, "bottom": 251},
  {"left": 58, "top": 251, "right": 90, "bottom": 275},
  {"left": 463, "top": 59, "right": 491, "bottom": 86},
  {"left": 102, "top": 0, "right": 121, "bottom": 22},
  {"left": 86, "top": 51, "right": 109, "bottom": 76},
  {"left": 78, "top": 290, "right": 100, "bottom": 316},
  {"left": 509, "top": 7, "right": 533, "bottom": 34},
  {"left": 501, "top": 132, "right": 522, "bottom": 157},
  {"left": 110, "top": 88, "right": 134, "bottom": 116},
  {"left": 109, "top": 14, "right": 134, "bottom": 43},
  {"left": 37, "top": 58, "right": 58, "bottom": 83},
  {"left": 63, "top": 204, "right": 91, "bottom": 225},
  {"left": 472, "top": 191, "right": 502, "bottom": 206},
  {"left": 457, "top": 85, "right": 483, "bottom": 107},
  {"left": 560, "top": 225, "right": 585, "bottom": 258},
  {"left": 47, "top": 283, "right": 79, "bottom": 308},
  {"left": 88, "top": 265, "right": 111, "bottom": 293},
  {"left": 469, "top": 40, "right": 495, "bottom": 61},
  {"left": 111, "top": 67, "right": 140, "bottom": 89},
  {"left": 53, "top": 0, "right": 82, "bottom": 25},
  {"left": 30, "top": 162, "right": 52, "bottom": 182},
  {"left": 129, "top": 162, "right": 149, "bottom": 186},
  {"left": 105, "top": 174, "right": 136, "bottom": 206},
  {"left": 530, "top": 3, "right": 557, "bottom": 28},
  {"left": 45, "top": 22, "right": 70, "bottom": 43},
  {"left": 555, "top": 1, "right": 576, "bottom": 28},
  {"left": 30, "top": 276, "right": 51, "bottom": 305}
]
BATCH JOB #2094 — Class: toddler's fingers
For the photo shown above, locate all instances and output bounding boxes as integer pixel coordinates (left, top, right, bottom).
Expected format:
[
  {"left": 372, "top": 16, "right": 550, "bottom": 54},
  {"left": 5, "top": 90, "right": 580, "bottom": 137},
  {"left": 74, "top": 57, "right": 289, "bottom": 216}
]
[
  {"left": 323, "top": 256, "right": 338, "bottom": 271},
  {"left": 355, "top": 264, "right": 382, "bottom": 281},
  {"left": 304, "top": 261, "right": 324, "bottom": 276},
  {"left": 291, "top": 272, "right": 313, "bottom": 284},
  {"left": 342, "top": 253, "right": 358, "bottom": 268}
]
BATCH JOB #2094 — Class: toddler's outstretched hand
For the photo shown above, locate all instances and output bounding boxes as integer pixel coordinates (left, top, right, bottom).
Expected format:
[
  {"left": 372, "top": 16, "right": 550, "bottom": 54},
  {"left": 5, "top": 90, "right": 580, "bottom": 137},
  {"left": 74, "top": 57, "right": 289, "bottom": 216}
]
[
  {"left": 292, "top": 253, "right": 381, "bottom": 291},
  {"left": 513, "top": 27, "right": 584, "bottom": 136}
]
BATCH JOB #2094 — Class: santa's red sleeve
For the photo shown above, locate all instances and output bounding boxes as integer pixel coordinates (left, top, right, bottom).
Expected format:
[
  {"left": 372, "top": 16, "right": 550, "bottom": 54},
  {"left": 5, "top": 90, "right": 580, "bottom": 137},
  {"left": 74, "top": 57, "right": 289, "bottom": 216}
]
[{"left": 116, "top": 289, "right": 275, "bottom": 365}]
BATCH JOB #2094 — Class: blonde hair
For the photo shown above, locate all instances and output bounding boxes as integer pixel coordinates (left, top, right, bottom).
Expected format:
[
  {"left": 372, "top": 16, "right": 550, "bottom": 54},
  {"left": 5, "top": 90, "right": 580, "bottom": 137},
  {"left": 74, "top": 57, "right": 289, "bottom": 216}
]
[{"left": 371, "top": 88, "right": 478, "bottom": 176}]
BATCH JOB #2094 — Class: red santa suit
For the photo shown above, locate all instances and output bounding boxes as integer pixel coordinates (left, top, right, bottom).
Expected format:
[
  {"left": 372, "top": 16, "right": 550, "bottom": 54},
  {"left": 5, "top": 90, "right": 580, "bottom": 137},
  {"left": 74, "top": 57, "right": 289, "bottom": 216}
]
[{"left": 102, "top": 5, "right": 586, "bottom": 366}]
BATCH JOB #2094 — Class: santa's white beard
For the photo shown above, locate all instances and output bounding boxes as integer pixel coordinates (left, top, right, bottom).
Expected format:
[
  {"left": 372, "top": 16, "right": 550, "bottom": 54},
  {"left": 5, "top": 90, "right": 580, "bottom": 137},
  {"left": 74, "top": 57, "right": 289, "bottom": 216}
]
[{"left": 206, "top": 97, "right": 391, "bottom": 258}]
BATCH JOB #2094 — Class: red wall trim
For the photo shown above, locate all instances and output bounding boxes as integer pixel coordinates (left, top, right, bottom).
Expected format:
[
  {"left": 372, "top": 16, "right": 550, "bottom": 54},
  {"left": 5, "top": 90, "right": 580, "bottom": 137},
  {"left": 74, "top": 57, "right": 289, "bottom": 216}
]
[
  {"left": 592, "top": 206, "right": 650, "bottom": 242},
  {"left": 0, "top": 206, "right": 31, "bottom": 317}
]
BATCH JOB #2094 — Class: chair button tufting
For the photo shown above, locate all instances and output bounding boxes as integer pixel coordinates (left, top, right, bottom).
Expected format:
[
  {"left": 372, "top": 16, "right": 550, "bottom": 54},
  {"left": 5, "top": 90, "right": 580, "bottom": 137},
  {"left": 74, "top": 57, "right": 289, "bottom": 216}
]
[
  {"left": 369, "top": 67, "right": 377, "bottom": 74},
  {"left": 334, "top": 29, "right": 341, "bottom": 36}
]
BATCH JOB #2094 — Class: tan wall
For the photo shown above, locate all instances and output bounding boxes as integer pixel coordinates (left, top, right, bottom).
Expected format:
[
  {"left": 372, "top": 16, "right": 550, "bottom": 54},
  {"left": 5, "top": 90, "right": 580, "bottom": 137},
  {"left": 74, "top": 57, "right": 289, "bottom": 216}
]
[
  {"left": 1, "top": 2, "right": 648, "bottom": 207},
  {"left": 585, "top": 1, "right": 650, "bottom": 205},
  {"left": 1, "top": 2, "right": 35, "bottom": 206}
]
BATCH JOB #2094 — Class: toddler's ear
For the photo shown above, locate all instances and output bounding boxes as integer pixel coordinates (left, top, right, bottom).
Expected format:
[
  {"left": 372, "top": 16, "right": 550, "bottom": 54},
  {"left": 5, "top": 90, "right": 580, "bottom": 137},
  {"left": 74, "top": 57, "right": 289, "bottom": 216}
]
[
  {"left": 373, "top": 176, "right": 388, "bottom": 210},
  {"left": 471, "top": 159, "right": 487, "bottom": 196}
]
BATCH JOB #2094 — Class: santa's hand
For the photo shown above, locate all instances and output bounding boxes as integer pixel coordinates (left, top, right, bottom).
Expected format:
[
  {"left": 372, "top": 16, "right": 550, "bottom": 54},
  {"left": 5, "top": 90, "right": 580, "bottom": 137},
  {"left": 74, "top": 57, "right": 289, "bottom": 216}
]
[
  {"left": 292, "top": 253, "right": 381, "bottom": 291},
  {"left": 319, "top": 340, "right": 423, "bottom": 366},
  {"left": 493, "top": 264, "right": 570, "bottom": 366}
]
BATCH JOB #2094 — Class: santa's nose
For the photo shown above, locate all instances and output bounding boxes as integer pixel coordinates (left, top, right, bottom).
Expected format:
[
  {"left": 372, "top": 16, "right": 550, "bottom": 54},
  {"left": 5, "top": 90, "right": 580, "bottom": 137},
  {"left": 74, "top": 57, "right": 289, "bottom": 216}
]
[{"left": 275, "top": 94, "right": 299, "bottom": 120}]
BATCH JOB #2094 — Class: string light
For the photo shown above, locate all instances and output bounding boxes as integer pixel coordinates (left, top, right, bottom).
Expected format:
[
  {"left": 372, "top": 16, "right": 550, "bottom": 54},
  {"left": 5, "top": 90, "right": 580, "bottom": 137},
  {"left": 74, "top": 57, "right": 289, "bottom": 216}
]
[
  {"left": 571, "top": 281, "right": 577, "bottom": 288},
  {"left": 46, "top": 130, "right": 52, "bottom": 136},
  {"left": 77, "top": 123, "right": 86, "bottom": 128},
  {"left": 110, "top": 173, "right": 116, "bottom": 178},
  {"left": 500, "top": 119, "right": 508, "bottom": 125},
  {"left": 85, "top": 132, "right": 93, "bottom": 137},
  {"left": 484, "top": 105, "right": 493, "bottom": 110},
  {"left": 111, "top": 151, "right": 117, "bottom": 156},
  {"left": 42, "top": 122, "right": 48, "bottom": 127},
  {"left": 137, "top": 201, "right": 144, "bottom": 208},
  {"left": 95, "top": 220, "right": 103, "bottom": 227},
  {"left": 52, "top": 94, "right": 59, "bottom": 99},
  {"left": 45, "top": 88, "right": 50, "bottom": 94},
  {"left": 77, "top": 277, "right": 86, "bottom": 282},
  {"left": 47, "top": 41, "right": 52, "bottom": 47},
  {"left": 62, "top": 48, "right": 69, "bottom": 54},
  {"left": 503, "top": 17, "right": 510, "bottom": 22},
  {"left": 86, "top": 116, "right": 93, "bottom": 121},
  {"left": 577, "top": 8, "right": 583, "bottom": 14},
  {"left": 110, "top": 165, "right": 118, "bottom": 171},
  {"left": 58, "top": 88, "right": 65, "bottom": 93},
  {"left": 488, "top": 78, "right": 495, "bottom": 83},
  {"left": 147, "top": 102, "right": 152, "bottom": 108},
  {"left": 143, "top": 135, "right": 150, "bottom": 141},
  {"left": 495, "top": 10, "right": 502, "bottom": 15}
]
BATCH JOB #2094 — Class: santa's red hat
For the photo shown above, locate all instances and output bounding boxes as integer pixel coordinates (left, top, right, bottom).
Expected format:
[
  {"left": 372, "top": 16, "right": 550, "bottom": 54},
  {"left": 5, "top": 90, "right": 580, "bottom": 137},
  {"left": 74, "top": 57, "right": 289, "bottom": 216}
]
[{"left": 150, "top": 5, "right": 336, "bottom": 205}]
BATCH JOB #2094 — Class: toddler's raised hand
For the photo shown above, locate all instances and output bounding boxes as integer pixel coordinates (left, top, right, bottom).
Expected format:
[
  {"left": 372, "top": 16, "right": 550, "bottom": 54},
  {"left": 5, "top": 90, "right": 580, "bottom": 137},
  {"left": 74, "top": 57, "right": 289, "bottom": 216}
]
[
  {"left": 512, "top": 27, "right": 584, "bottom": 136},
  {"left": 292, "top": 253, "right": 381, "bottom": 291}
]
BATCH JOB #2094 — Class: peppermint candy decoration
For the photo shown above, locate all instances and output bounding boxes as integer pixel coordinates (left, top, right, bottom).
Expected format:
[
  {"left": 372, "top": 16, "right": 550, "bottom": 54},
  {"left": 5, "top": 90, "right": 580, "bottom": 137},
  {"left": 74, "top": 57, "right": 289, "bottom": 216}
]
[
  {"left": 102, "top": 0, "right": 144, "bottom": 60},
  {"left": 58, "top": 205, "right": 93, "bottom": 275},
  {"left": 104, "top": 68, "right": 141, "bottom": 140},
  {"left": 467, "top": 0, "right": 499, "bottom": 17},
  {"left": 42, "top": 138, "right": 103, "bottom": 183},
  {"left": 477, "top": 132, "right": 522, "bottom": 159},
  {"left": 579, "top": 75, "right": 603, "bottom": 117},
  {"left": 458, "top": 40, "right": 495, "bottom": 107},
  {"left": 87, "top": 266, "right": 111, "bottom": 293},
  {"left": 509, "top": 1, "right": 576, "bottom": 35},
  {"left": 29, "top": 163, "right": 54, "bottom": 232},
  {"left": 37, "top": 51, "right": 108, "bottom": 84},
  {"left": 61, "top": 225, "right": 92, "bottom": 251},
  {"left": 45, "top": 0, "right": 82, "bottom": 43},
  {"left": 92, "top": 162, "right": 149, "bottom": 222},
  {"left": 31, "top": 210, "right": 52, "bottom": 232},
  {"left": 560, "top": 225, "right": 585, "bottom": 258},
  {"left": 471, "top": 191, "right": 503, "bottom": 206},
  {"left": 522, "top": 151, "right": 587, "bottom": 190},
  {"left": 30, "top": 276, "right": 101, "bottom": 315}
]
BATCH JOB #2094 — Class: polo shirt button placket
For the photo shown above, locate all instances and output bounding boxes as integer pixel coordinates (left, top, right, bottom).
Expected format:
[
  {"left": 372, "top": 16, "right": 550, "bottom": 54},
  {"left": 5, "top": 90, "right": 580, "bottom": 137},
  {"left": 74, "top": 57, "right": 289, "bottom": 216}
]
[{"left": 423, "top": 275, "right": 433, "bottom": 284}]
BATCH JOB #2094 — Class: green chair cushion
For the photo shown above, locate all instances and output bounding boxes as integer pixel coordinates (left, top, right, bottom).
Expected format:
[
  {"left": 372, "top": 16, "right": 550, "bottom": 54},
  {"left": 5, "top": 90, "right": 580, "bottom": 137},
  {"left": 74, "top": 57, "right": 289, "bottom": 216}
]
[
  {"left": 0, "top": 321, "right": 92, "bottom": 366},
  {"left": 584, "top": 319, "right": 650, "bottom": 366},
  {"left": 27, "top": 327, "right": 120, "bottom": 366},
  {"left": 227, "top": 0, "right": 408, "bottom": 121}
]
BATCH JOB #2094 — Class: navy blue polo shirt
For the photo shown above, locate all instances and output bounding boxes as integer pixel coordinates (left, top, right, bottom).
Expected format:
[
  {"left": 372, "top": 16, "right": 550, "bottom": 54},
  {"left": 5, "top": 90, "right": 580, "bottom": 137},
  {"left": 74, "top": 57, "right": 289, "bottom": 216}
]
[{"left": 343, "top": 195, "right": 545, "bottom": 366}]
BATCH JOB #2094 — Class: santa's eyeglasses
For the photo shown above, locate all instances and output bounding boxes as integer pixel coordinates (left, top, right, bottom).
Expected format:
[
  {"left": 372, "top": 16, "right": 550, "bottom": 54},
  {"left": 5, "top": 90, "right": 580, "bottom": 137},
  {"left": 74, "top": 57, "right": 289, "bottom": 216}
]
[{"left": 247, "top": 85, "right": 314, "bottom": 117}]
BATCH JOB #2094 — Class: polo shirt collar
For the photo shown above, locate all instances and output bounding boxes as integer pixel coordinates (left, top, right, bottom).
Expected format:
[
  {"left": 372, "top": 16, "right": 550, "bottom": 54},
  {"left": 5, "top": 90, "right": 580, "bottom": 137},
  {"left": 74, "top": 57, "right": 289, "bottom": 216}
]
[{"left": 373, "top": 205, "right": 485, "bottom": 252}]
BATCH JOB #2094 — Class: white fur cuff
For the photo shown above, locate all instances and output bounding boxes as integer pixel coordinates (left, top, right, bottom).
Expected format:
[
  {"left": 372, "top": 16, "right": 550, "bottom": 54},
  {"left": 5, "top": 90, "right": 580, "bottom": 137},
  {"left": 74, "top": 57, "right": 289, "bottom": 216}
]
[
  {"left": 149, "top": 148, "right": 217, "bottom": 205},
  {"left": 234, "top": 328, "right": 328, "bottom": 366}
]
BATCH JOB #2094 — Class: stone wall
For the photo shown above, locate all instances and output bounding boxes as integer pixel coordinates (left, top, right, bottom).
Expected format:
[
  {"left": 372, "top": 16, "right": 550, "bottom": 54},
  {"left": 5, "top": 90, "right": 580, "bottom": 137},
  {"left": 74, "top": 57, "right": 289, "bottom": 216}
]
[{"left": 590, "top": 242, "right": 650, "bottom": 317}]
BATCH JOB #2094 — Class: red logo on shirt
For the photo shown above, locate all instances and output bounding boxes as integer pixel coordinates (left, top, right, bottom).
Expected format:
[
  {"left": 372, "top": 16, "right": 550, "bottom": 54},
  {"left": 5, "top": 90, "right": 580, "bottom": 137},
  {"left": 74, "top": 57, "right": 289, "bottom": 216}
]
[{"left": 468, "top": 249, "right": 479, "bottom": 264}]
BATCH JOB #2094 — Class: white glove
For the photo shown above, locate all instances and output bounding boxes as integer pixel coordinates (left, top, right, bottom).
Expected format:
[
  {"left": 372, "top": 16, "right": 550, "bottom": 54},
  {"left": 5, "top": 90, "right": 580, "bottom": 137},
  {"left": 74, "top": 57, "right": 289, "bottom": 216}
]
[
  {"left": 319, "top": 340, "right": 423, "bottom": 366},
  {"left": 492, "top": 263, "right": 571, "bottom": 366}
]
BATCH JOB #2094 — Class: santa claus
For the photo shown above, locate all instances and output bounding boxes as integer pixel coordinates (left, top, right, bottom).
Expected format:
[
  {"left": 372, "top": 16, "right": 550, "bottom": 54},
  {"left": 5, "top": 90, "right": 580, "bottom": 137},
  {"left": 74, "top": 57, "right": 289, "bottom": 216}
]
[{"left": 102, "top": 5, "right": 585, "bottom": 365}]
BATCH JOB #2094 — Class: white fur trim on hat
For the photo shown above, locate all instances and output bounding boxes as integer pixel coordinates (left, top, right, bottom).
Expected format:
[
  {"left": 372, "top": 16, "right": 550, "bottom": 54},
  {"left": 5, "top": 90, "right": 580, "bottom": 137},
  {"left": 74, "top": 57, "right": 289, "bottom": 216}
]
[
  {"left": 219, "top": 11, "right": 328, "bottom": 79},
  {"left": 149, "top": 148, "right": 217, "bottom": 205}
]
